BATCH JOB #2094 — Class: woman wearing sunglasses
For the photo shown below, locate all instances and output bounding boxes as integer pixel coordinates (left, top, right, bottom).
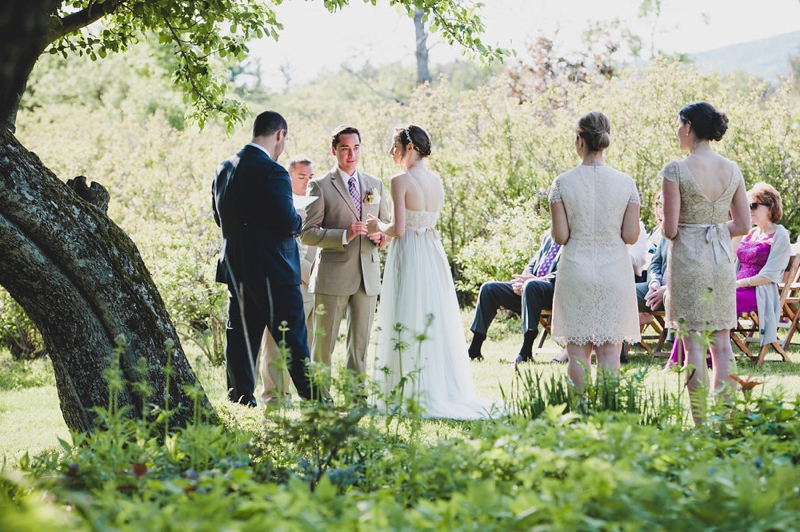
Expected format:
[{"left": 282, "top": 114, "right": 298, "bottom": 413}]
[{"left": 732, "top": 183, "right": 791, "bottom": 346}]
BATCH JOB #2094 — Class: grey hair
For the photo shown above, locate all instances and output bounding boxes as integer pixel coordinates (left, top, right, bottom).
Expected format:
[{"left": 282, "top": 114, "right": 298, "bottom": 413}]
[{"left": 287, "top": 155, "right": 313, "bottom": 172}]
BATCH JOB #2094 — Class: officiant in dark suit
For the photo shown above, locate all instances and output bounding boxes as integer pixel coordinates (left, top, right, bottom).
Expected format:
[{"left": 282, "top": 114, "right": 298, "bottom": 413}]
[
  {"left": 212, "top": 110, "right": 314, "bottom": 406},
  {"left": 468, "top": 231, "right": 562, "bottom": 363}
]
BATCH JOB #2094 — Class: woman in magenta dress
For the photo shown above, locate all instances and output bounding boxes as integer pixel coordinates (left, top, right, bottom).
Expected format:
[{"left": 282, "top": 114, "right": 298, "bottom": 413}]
[{"left": 732, "top": 182, "right": 791, "bottom": 346}]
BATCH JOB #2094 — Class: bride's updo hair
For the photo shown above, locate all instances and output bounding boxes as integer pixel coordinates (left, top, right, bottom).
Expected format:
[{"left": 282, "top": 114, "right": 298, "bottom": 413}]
[
  {"left": 394, "top": 124, "right": 432, "bottom": 158},
  {"left": 575, "top": 111, "right": 611, "bottom": 153},
  {"left": 679, "top": 101, "right": 728, "bottom": 141}
]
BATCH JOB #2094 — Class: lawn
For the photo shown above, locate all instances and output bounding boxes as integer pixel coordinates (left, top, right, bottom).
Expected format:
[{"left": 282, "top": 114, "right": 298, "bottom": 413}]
[{"left": 3, "top": 310, "right": 800, "bottom": 463}]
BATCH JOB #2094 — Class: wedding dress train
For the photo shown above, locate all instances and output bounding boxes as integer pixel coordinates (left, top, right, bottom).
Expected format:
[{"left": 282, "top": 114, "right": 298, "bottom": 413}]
[{"left": 372, "top": 209, "right": 496, "bottom": 419}]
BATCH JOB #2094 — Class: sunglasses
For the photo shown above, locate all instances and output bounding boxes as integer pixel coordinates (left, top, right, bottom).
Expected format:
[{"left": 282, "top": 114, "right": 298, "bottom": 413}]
[{"left": 749, "top": 202, "right": 769, "bottom": 210}]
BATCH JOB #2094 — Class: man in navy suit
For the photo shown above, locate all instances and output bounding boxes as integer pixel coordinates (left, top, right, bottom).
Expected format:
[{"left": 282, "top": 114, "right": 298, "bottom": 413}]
[
  {"left": 468, "top": 231, "right": 561, "bottom": 363},
  {"left": 213, "top": 110, "right": 314, "bottom": 405}
]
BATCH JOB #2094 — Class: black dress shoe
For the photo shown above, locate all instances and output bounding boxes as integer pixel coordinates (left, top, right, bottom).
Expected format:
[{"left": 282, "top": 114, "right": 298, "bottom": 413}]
[
  {"left": 514, "top": 354, "right": 532, "bottom": 364},
  {"left": 468, "top": 348, "right": 484, "bottom": 361}
]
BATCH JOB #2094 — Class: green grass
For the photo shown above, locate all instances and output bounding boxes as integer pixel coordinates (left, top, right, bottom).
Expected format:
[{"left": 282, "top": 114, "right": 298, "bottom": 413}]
[{"left": 2, "top": 310, "right": 800, "bottom": 464}]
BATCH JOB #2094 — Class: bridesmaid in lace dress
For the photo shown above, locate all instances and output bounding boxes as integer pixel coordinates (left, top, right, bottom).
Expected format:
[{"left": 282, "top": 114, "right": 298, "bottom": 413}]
[
  {"left": 549, "top": 111, "right": 642, "bottom": 394},
  {"left": 661, "top": 101, "right": 750, "bottom": 424},
  {"left": 733, "top": 183, "right": 791, "bottom": 344}
]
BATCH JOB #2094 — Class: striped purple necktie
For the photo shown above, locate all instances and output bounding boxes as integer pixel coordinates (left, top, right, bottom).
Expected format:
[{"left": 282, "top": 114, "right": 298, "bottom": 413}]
[{"left": 348, "top": 176, "right": 362, "bottom": 218}]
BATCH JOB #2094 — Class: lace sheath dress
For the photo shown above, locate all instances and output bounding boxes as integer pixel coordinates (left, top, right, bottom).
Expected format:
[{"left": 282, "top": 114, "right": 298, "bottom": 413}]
[
  {"left": 661, "top": 160, "right": 744, "bottom": 331},
  {"left": 548, "top": 165, "right": 641, "bottom": 346}
]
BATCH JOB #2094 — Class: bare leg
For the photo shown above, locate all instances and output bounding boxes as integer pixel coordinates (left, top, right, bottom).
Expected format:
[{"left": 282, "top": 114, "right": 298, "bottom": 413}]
[
  {"left": 595, "top": 342, "right": 622, "bottom": 384},
  {"left": 683, "top": 332, "right": 710, "bottom": 425},
  {"left": 566, "top": 343, "right": 593, "bottom": 394},
  {"left": 709, "top": 329, "right": 736, "bottom": 402}
]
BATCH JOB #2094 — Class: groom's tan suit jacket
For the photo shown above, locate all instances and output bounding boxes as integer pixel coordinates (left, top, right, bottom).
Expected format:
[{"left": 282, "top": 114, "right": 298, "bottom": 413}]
[{"left": 300, "top": 165, "right": 389, "bottom": 374}]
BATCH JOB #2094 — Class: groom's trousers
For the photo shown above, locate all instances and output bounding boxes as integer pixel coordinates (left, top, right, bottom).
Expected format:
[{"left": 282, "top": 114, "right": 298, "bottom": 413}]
[{"left": 470, "top": 278, "right": 555, "bottom": 338}]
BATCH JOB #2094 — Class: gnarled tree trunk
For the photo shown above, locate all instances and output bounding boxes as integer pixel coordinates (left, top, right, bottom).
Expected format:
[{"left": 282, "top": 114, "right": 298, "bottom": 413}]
[{"left": 0, "top": 128, "right": 215, "bottom": 432}]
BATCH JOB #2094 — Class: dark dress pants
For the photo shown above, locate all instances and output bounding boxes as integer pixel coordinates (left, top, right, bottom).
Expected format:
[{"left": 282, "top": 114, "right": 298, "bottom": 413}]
[
  {"left": 225, "top": 281, "right": 313, "bottom": 405},
  {"left": 470, "top": 279, "right": 555, "bottom": 337},
  {"left": 635, "top": 282, "right": 665, "bottom": 313}
]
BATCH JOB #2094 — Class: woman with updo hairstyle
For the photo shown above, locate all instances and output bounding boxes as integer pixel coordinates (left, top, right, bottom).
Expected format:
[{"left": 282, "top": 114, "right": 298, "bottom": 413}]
[
  {"left": 732, "top": 182, "right": 791, "bottom": 350},
  {"left": 367, "top": 124, "right": 495, "bottom": 419},
  {"left": 660, "top": 101, "right": 750, "bottom": 425},
  {"left": 392, "top": 124, "right": 432, "bottom": 158},
  {"left": 548, "top": 111, "right": 642, "bottom": 395}
]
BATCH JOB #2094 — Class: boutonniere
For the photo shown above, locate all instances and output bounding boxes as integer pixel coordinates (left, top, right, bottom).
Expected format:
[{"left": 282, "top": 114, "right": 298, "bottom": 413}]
[{"left": 363, "top": 187, "right": 379, "bottom": 205}]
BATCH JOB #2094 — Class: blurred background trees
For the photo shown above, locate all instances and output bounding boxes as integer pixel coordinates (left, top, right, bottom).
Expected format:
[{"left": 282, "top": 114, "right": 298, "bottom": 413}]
[{"left": 7, "top": 38, "right": 798, "bottom": 360}]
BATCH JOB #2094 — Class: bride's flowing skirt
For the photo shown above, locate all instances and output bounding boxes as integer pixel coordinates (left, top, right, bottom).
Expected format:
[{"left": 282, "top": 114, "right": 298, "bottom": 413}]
[{"left": 372, "top": 229, "right": 497, "bottom": 419}]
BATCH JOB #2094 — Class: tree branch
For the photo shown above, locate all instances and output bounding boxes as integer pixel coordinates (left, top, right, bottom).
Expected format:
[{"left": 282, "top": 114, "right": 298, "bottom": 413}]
[
  {"left": 342, "top": 66, "right": 408, "bottom": 106},
  {"left": 49, "top": 0, "right": 128, "bottom": 43}
]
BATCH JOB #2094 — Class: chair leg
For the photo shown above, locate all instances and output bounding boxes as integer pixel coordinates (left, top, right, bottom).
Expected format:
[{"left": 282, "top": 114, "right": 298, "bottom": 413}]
[
  {"left": 731, "top": 331, "right": 756, "bottom": 360},
  {"left": 783, "top": 314, "right": 800, "bottom": 351},
  {"left": 755, "top": 343, "right": 789, "bottom": 365}
]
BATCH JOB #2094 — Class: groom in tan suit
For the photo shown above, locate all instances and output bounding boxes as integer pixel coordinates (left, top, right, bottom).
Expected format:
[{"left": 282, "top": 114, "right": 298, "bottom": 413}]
[{"left": 300, "top": 126, "right": 389, "bottom": 381}]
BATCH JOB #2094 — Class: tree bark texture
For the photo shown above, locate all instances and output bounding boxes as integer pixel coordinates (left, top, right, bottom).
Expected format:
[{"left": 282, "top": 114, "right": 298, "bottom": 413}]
[
  {"left": 0, "top": 129, "right": 216, "bottom": 432},
  {"left": 413, "top": 9, "right": 432, "bottom": 85}
]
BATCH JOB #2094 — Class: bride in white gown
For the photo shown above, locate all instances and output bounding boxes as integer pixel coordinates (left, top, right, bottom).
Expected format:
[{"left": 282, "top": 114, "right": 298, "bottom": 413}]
[{"left": 366, "top": 125, "right": 495, "bottom": 420}]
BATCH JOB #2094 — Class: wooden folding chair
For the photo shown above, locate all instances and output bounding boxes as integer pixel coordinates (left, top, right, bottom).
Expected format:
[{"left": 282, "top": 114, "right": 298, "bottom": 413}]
[
  {"left": 780, "top": 249, "right": 800, "bottom": 351},
  {"left": 731, "top": 311, "right": 789, "bottom": 364},
  {"left": 533, "top": 310, "right": 561, "bottom": 356},
  {"left": 638, "top": 311, "right": 671, "bottom": 360}
]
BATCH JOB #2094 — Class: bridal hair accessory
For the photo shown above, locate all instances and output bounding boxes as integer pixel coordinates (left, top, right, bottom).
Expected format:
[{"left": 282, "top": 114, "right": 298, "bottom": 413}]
[
  {"left": 363, "top": 187, "right": 379, "bottom": 204},
  {"left": 404, "top": 128, "right": 414, "bottom": 147}
]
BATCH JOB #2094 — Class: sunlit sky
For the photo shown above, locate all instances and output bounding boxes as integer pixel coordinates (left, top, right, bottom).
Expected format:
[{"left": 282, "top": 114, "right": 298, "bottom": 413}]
[{"left": 249, "top": 0, "right": 800, "bottom": 89}]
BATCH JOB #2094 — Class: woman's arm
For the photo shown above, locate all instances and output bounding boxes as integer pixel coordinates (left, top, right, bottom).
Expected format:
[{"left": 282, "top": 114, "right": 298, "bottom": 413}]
[
  {"left": 367, "top": 173, "right": 407, "bottom": 238},
  {"left": 621, "top": 203, "right": 641, "bottom": 245},
  {"left": 661, "top": 177, "right": 680, "bottom": 240},
  {"left": 727, "top": 181, "right": 750, "bottom": 238},
  {"left": 550, "top": 201, "right": 570, "bottom": 245}
]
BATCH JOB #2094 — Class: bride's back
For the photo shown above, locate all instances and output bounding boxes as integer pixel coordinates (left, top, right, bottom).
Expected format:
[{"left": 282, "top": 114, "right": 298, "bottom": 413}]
[{"left": 403, "top": 165, "right": 444, "bottom": 212}]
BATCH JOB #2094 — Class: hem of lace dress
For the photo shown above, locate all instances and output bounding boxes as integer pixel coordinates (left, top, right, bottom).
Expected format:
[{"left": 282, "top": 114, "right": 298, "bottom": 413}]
[
  {"left": 552, "top": 335, "right": 641, "bottom": 347},
  {"left": 664, "top": 321, "right": 737, "bottom": 332}
]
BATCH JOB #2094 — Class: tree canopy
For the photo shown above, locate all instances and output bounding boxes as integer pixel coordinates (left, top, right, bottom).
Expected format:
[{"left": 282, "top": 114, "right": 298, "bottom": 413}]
[{"left": 2, "top": 0, "right": 507, "bottom": 131}]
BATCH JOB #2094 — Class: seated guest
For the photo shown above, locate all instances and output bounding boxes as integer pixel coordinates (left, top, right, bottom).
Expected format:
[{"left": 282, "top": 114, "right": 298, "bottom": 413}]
[
  {"left": 637, "top": 235, "right": 669, "bottom": 313},
  {"left": 636, "top": 192, "right": 668, "bottom": 313},
  {"left": 733, "top": 182, "right": 791, "bottom": 344},
  {"left": 468, "top": 230, "right": 561, "bottom": 363}
]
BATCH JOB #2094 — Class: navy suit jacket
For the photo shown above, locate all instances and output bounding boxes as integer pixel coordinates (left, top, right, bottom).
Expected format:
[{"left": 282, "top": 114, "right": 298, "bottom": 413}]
[{"left": 212, "top": 144, "right": 302, "bottom": 293}]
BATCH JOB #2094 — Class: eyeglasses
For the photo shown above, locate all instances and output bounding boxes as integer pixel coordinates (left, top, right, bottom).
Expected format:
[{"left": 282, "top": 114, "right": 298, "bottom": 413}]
[{"left": 749, "top": 202, "right": 769, "bottom": 210}]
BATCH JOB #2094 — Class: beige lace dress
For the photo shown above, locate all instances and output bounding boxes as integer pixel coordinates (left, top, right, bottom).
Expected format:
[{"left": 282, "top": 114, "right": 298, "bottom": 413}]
[
  {"left": 548, "top": 165, "right": 641, "bottom": 346},
  {"left": 661, "top": 160, "right": 744, "bottom": 331}
]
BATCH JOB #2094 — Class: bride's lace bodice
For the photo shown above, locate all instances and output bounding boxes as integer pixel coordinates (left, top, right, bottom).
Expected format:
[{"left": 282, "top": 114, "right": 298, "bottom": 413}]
[{"left": 405, "top": 209, "right": 439, "bottom": 230}]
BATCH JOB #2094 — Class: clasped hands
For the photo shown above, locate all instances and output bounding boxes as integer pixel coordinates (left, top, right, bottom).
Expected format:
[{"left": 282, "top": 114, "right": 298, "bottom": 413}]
[
  {"left": 347, "top": 215, "right": 388, "bottom": 249},
  {"left": 644, "top": 284, "right": 666, "bottom": 311},
  {"left": 511, "top": 272, "right": 536, "bottom": 296}
]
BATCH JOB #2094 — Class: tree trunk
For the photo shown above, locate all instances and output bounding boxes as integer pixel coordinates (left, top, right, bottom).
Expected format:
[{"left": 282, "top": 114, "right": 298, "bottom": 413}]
[
  {"left": 0, "top": 129, "right": 216, "bottom": 432},
  {"left": 413, "top": 9, "right": 432, "bottom": 85},
  {"left": 0, "top": 0, "right": 60, "bottom": 132}
]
